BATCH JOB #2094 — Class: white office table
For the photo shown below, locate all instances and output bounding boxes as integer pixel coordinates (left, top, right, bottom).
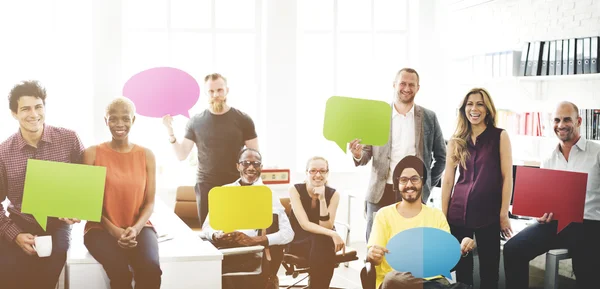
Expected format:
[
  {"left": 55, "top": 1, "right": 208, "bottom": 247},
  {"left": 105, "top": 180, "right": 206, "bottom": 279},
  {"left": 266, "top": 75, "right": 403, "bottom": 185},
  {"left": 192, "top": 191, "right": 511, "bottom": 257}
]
[{"left": 63, "top": 199, "right": 223, "bottom": 289}]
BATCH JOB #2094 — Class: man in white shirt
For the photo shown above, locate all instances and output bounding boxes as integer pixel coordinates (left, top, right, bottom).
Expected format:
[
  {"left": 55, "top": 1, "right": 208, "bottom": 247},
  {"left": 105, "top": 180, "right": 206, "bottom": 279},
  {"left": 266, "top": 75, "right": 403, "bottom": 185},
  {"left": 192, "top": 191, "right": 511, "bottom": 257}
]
[
  {"left": 349, "top": 68, "right": 447, "bottom": 241},
  {"left": 203, "top": 148, "right": 293, "bottom": 289},
  {"left": 503, "top": 101, "right": 600, "bottom": 289}
]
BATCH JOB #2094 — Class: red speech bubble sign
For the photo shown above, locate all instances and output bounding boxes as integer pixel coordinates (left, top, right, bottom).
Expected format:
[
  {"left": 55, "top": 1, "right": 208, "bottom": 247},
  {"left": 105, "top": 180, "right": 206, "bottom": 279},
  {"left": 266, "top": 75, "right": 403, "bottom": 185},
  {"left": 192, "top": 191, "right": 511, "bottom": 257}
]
[{"left": 512, "top": 166, "right": 586, "bottom": 233}]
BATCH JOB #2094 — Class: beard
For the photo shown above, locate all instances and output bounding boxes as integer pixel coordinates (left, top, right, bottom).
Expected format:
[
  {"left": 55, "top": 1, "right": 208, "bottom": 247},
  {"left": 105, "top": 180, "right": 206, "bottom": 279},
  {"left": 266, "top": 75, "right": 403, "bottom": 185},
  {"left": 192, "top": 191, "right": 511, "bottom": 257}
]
[
  {"left": 400, "top": 187, "right": 422, "bottom": 203},
  {"left": 210, "top": 98, "right": 226, "bottom": 113}
]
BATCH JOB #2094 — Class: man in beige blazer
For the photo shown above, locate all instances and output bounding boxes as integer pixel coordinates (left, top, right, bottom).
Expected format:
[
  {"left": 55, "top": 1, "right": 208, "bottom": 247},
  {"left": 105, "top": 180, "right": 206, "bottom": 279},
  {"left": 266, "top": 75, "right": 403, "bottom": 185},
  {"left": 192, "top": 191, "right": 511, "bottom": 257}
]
[{"left": 350, "top": 68, "right": 446, "bottom": 241}]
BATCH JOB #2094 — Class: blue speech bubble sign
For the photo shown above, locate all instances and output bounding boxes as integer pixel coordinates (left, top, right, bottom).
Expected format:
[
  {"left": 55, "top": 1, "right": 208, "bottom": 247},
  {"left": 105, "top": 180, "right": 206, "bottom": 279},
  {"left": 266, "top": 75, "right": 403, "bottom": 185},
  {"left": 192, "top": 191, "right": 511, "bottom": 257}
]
[{"left": 385, "top": 227, "right": 460, "bottom": 279}]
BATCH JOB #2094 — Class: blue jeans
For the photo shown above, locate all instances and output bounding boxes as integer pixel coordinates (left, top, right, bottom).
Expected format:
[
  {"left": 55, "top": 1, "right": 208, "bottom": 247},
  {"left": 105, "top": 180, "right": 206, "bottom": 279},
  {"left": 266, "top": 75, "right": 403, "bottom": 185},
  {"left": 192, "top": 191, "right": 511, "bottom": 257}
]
[
  {"left": 84, "top": 227, "right": 162, "bottom": 289},
  {"left": 0, "top": 217, "right": 71, "bottom": 289}
]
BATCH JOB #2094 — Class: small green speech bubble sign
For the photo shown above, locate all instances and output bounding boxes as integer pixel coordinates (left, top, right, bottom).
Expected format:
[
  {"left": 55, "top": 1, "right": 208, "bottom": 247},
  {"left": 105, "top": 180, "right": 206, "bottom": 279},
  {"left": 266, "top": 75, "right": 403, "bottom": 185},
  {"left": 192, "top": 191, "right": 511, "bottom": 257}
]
[
  {"left": 323, "top": 96, "right": 392, "bottom": 153},
  {"left": 208, "top": 186, "right": 273, "bottom": 233},
  {"left": 21, "top": 159, "right": 106, "bottom": 231}
]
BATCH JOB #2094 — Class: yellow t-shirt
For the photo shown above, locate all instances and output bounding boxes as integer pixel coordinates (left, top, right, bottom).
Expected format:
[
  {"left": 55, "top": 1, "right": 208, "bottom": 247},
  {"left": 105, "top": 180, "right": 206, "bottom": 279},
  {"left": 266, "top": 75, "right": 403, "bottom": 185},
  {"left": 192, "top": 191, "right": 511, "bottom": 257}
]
[{"left": 367, "top": 203, "right": 450, "bottom": 289}]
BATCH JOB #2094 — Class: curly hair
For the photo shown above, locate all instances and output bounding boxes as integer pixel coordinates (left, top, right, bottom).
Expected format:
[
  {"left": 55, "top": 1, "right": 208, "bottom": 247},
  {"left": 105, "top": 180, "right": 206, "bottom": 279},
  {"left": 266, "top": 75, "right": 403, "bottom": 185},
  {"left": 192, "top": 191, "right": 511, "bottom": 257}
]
[{"left": 8, "top": 80, "right": 47, "bottom": 113}]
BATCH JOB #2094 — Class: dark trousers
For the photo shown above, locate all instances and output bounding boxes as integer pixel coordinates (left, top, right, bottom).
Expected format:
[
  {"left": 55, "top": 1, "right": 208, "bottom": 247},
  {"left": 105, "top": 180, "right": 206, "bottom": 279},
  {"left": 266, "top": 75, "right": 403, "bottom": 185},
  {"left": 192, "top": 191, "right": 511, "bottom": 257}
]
[
  {"left": 219, "top": 213, "right": 284, "bottom": 289},
  {"left": 222, "top": 246, "right": 285, "bottom": 289},
  {"left": 195, "top": 182, "right": 219, "bottom": 225},
  {"left": 84, "top": 227, "right": 162, "bottom": 289},
  {"left": 366, "top": 184, "right": 397, "bottom": 242},
  {"left": 503, "top": 219, "right": 600, "bottom": 289},
  {"left": 0, "top": 217, "right": 71, "bottom": 289},
  {"left": 450, "top": 221, "right": 500, "bottom": 289},
  {"left": 288, "top": 234, "right": 337, "bottom": 289}
]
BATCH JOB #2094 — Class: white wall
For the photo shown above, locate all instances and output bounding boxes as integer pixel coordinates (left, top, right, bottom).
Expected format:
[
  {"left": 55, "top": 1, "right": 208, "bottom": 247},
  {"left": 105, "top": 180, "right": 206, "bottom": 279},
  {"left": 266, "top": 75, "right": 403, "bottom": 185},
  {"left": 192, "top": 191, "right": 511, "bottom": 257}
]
[
  {"left": 0, "top": 0, "right": 95, "bottom": 146},
  {"left": 437, "top": 0, "right": 600, "bottom": 163},
  {"left": 263, "top": 0, "right": 297, "bottom": 173},
  {"left": 446, "top": 0, "right": 600, "bottom": 54},
  {"left": 92, "top": 0, "right": 123, "bottom": 143}
]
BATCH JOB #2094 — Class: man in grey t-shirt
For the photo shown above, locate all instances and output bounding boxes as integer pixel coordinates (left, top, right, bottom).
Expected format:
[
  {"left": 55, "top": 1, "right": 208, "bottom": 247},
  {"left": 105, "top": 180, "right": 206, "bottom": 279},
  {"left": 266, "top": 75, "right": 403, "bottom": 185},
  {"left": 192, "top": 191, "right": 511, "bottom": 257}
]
[{"left": 163, "top": 73, "right": 259, "bottom": 225}]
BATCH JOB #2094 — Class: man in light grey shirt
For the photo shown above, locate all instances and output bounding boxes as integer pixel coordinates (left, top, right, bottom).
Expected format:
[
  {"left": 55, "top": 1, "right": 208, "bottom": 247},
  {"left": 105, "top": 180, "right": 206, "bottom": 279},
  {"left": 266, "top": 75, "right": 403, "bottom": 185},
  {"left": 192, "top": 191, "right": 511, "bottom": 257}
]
[
  {"left": 503, "top": 101, "right": 600, "bottom": 289},
  {"left": 203, "top": 148, "right": 293, "bottom": 289}
]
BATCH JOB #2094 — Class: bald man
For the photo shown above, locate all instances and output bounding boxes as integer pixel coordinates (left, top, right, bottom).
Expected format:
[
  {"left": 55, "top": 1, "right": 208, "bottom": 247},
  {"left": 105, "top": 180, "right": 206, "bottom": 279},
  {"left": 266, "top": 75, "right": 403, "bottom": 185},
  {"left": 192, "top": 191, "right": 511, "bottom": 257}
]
[{"left": 503, "top": 101, "right": 600, "bottom": 289}]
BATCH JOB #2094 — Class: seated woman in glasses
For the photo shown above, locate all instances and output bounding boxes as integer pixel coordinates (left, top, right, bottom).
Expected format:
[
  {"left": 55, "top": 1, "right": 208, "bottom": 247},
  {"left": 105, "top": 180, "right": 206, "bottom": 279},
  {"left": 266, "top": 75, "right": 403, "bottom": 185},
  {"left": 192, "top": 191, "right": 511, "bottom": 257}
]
[{"left": 288, "top": 156, "right": 346, "bottom": 289}]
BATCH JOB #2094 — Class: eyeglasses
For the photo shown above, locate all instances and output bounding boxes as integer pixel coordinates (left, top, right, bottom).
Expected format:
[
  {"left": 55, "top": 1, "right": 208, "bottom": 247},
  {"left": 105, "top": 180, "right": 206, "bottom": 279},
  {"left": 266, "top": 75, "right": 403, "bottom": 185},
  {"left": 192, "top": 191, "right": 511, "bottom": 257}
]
[
  {"left": 398, "top": 175, "right": 423, "bottom": 185},
  {"left": 307, "top": 169, "right": 329, "bottom": 175},
  {"left": 239, "top": 161, "right": 261, "bottom": 168}
]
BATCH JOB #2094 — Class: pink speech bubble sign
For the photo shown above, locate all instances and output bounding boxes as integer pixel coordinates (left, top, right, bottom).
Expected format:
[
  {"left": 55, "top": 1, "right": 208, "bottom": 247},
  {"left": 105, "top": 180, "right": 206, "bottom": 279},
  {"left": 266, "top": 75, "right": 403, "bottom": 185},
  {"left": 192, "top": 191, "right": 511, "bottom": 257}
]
[{"left": 122, "top": 67, "right": 200, "bottom": 118}]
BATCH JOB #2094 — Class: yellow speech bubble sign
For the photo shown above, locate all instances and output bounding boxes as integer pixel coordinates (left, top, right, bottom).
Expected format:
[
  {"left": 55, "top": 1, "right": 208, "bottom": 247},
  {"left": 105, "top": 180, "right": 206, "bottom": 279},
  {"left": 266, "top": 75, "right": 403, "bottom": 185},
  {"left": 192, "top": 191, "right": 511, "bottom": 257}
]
[{"left": 208, "top": 186, "right": 273, "bottom": 233}]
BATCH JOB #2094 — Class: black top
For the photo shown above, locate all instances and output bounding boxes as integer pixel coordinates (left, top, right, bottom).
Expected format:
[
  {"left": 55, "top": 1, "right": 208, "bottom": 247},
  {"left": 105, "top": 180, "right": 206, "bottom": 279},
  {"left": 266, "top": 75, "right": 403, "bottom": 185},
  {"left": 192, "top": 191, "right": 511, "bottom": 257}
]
[
  {"left": 184, "top": 107, "right": 257, "bottom": 184},
  {"left": 289, "top": 183, "right": 336, "bottom": 241}
]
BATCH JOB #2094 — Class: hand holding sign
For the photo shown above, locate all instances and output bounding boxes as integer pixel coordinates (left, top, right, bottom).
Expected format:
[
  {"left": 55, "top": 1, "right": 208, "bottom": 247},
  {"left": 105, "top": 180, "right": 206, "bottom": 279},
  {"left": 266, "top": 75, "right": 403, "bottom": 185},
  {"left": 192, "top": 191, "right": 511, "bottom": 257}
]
[
  {"left": 386, "top": 227, "right": 460, "bottom": 279},
  {"left": 512, "top": 166, "right": 586, "bottom": 233},
  {"left": 123, "top": 67, "right": 200, "bottom": 118},
  {"left": 208, "top": 186, "right": 273, "bottom": 233},
  {"left": 21, "top": 160, "right": 106, "bottom": 231},
  {"left": 323, "top": 96, "right": 391, "bottom": 153}
]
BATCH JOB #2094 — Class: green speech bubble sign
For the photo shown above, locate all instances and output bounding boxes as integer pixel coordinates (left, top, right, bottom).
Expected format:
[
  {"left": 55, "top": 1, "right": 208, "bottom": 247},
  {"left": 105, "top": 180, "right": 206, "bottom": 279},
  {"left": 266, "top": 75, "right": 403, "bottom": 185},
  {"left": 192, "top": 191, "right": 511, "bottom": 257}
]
[
  {"left": 208, "top": 186, "right": 273, "bottom": 233},
  {"left": 323, "top": 96, "right": 392, "bottom": 153},
  {"left": 21, "top": 159, "right": 106, "bottom": 231}
]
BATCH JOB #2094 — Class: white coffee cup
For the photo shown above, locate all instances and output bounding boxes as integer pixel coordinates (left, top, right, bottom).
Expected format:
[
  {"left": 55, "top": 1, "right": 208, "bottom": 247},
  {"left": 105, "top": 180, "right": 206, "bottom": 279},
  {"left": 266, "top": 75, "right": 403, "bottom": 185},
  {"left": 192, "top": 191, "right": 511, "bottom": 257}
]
[{"left": 33, "top": 235, "right": 53, "bottom": 257}]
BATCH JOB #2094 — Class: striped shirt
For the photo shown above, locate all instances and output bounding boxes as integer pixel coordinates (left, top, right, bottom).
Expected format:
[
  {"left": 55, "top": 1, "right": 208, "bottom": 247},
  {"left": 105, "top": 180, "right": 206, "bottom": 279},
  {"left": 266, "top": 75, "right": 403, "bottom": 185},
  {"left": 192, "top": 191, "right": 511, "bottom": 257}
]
[{"left": 0, "top": 125, "right": 84, "bottom": 243}]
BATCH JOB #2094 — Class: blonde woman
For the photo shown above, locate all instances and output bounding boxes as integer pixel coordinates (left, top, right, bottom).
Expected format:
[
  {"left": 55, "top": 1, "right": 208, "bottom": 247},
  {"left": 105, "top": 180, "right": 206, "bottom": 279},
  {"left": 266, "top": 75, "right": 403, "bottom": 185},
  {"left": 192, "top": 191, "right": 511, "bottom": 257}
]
[
  {"left": 288, "top": 157, "right": 345, "bottom": 289},
  {"left": 441, "top": 88, "right": 513, "bottom": 289}
]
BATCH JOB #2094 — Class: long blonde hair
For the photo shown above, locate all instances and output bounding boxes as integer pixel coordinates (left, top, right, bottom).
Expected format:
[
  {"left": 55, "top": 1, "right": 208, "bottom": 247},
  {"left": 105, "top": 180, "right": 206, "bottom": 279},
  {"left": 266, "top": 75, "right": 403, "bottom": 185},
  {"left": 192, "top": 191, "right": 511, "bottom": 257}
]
[{"left": 450, "top": 88, "right": 497, "bottom": 170}]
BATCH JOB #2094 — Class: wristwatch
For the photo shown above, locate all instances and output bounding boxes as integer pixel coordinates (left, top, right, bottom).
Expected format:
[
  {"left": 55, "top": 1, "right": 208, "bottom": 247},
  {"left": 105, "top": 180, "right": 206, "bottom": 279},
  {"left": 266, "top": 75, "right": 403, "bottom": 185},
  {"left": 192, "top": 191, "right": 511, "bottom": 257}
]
[{"left": 168, "top": 135, "right": 176, "bottom": 144}]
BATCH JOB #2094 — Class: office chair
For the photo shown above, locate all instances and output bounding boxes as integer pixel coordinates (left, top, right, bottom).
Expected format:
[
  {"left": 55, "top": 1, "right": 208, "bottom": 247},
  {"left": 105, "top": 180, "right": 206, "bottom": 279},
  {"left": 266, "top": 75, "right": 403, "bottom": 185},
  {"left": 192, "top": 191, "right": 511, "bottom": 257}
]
[
  {"left": 219, "top": 213, "right": 286, "bottom": 288},
  {"left": 173, "top": 186, "right": 205, "bottom": 238},
  {"left": 220, "top": 245, "right": 265, "bottom": 277},
  {"left": 279, "top": 197, "right": 359, "bottom": 288}
]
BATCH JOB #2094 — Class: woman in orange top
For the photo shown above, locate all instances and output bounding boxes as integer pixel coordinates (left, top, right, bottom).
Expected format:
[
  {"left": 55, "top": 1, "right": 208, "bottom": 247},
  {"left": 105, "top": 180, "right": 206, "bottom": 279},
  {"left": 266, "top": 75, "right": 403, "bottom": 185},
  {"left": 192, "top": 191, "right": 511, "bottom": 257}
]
[{"left": 83, "top": 97, "right": 161, "bottom": 289}]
